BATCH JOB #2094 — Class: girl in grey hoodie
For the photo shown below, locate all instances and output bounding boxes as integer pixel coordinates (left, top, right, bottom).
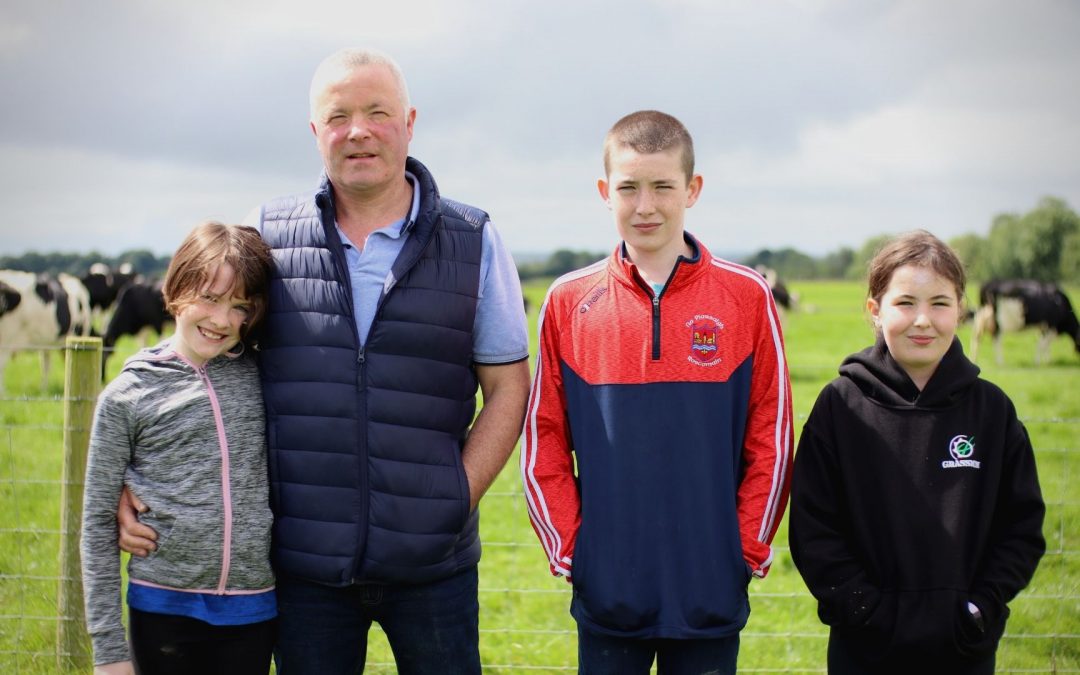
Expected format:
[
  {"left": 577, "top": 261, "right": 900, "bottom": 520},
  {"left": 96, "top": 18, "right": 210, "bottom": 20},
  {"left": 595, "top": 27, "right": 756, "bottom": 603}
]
[{"left": 82, "top": 222, "right": 276, "bottom": 675}]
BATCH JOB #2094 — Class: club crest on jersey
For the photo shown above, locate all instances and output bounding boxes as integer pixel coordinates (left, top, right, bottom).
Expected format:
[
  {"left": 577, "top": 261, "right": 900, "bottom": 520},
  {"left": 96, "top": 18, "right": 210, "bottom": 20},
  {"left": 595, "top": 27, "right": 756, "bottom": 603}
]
[
  {"left": 942, "top": 435, "right": 980, "bottom": 469},
  {"left": 687, "top": 314, "right": 724, "bottom": 366}
]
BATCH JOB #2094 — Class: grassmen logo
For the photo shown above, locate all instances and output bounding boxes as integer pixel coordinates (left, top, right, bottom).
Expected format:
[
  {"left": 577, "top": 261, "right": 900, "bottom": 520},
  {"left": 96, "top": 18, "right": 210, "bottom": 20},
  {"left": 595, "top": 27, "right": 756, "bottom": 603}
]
[{"left": 942, "top": 434, "right": 981, "bottom": 469}]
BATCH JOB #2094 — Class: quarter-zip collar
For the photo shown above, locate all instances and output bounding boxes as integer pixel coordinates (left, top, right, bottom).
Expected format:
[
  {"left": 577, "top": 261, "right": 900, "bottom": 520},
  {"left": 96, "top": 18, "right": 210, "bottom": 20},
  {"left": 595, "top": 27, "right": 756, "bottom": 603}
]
[
  {"left": 609, "top": 232, "right": 707, "bottom": 360},
  {"left": 610, "top": 231, "right": 707, "bottom": 294}
]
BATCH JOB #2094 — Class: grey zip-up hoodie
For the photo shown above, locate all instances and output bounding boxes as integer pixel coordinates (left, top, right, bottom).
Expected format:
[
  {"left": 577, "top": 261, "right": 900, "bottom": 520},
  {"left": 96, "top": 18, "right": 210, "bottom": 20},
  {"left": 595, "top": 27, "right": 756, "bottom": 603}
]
[{"left": 81, "top": 341, "right": 274, "bottom": 665}]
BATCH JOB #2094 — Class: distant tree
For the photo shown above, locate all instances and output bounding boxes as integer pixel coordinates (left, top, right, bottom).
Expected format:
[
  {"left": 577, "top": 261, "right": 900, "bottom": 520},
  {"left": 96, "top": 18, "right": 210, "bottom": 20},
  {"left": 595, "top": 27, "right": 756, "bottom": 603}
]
[
  {"left": 981, "top": 197, "right": 1079, "bottom": 282},
  {"left": 948, "top": 233, "right": 988, "bottom": 282},
  {"left": 817, "top": 247, "right": 855, "bottom": 279},
  {"left": 518, "top": 249, "right": 606, "bottom": 279},
  {"left": 1061, "top": 230, "right": 1080, "bottom": 284},
  {"left": 547, "top": 250, "right": 585, "bottom": 276},
  {"left": 846, "top": 234, "right": 893, "bottom": 280},
  {"left": 741, "top": 248, "right": 818, "bottom": 280},
  {"left": 119, "top": 249, "right": 168, "bottom": 277},
  {"left": 1017, "top": 197, "right": 1079, "bottom": 282},
  {"left": 983, "top": 212, "right": 1025, "bottom": 280},
  {"left": 0, "top": 249, "right": 170, "bottom": 278}
]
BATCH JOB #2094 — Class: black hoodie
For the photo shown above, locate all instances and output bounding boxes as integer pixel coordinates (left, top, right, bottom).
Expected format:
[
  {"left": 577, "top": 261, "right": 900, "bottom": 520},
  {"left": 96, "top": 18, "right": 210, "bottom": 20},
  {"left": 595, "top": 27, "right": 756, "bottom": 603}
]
[{"left": 789, "top": 337, "right": 1045, "bottom": 668}]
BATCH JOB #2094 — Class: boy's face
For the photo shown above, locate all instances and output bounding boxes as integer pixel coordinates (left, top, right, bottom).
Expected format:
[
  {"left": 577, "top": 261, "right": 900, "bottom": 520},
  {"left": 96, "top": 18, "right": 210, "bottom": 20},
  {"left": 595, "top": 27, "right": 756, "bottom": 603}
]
[{"left": 598, "top": 146, "right": 702, "bottom": 262}]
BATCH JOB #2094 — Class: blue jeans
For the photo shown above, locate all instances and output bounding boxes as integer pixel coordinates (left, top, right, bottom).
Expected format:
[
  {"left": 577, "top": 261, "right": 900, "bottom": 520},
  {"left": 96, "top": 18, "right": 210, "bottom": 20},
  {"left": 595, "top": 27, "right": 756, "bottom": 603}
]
[
  {"left": 577, "top": 625, "right": 739, "bottom": 675},
  {"left": 274, "top": 566, "right": 481, "bottom": 675}
]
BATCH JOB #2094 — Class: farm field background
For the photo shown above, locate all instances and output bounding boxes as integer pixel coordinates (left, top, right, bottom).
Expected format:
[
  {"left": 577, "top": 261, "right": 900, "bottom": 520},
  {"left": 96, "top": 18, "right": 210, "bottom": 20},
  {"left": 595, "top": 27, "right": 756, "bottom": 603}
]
[{"left": 0, "top": 279, "right": 1077, "bottom": 672}]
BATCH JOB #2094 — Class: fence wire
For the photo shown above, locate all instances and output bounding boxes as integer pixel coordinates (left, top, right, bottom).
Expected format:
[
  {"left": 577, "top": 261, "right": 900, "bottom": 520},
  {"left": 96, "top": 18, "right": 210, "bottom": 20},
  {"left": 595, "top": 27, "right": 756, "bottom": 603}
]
[{"left": 1, "top": 391, "right": 1077, "bottom": 673}]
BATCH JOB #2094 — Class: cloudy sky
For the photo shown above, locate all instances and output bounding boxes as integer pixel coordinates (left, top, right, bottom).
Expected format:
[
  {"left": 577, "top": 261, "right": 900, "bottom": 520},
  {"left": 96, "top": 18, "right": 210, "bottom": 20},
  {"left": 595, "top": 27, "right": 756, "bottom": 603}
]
[{"left": 2, "top": 0, "right": 1078, "bottom": 259}]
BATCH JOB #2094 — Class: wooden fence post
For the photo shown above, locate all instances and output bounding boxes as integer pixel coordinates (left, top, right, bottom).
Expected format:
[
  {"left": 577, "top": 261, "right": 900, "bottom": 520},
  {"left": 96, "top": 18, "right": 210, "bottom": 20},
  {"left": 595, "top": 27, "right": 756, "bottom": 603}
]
[{"left": 57, "top": 336, "right": 101, "bottom": 671}]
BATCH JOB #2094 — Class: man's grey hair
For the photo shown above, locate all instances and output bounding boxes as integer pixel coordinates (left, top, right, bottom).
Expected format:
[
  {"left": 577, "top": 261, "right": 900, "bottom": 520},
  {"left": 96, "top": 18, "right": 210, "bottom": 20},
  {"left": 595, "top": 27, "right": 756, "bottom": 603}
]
[{"left": 309, "top": 47, "right": 411, "bottom": 120}]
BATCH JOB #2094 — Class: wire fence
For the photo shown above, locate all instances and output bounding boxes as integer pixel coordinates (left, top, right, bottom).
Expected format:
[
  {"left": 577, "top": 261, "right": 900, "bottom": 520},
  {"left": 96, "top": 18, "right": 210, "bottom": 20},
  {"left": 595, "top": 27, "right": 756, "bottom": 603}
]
[{"left": 0, "top": 347, "right": 1077, "bottom": 673}]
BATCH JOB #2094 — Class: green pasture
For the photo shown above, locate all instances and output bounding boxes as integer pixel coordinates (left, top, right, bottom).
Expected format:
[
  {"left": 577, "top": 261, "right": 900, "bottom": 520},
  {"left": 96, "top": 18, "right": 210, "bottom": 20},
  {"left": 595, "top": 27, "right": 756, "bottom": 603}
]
[{"left": 0, "top": 280, "right": 1077, "bottom": 672}]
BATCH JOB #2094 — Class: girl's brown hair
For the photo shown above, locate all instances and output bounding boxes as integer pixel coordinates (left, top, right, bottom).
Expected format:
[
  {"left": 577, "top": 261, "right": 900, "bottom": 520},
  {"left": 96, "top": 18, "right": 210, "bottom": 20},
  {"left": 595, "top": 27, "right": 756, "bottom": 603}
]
[
  {"left": 867, "top": 229, "right": 967, "bottom": 307},
  {"left": 162, "top": 222, "right": 273, "bottom": 341}
]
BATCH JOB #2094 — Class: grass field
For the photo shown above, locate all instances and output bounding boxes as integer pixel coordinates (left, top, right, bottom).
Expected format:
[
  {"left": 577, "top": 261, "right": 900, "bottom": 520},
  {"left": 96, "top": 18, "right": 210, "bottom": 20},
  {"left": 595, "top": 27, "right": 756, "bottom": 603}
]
[{"left": 0, "top": 279, "right": 1077, "bottom": 673}]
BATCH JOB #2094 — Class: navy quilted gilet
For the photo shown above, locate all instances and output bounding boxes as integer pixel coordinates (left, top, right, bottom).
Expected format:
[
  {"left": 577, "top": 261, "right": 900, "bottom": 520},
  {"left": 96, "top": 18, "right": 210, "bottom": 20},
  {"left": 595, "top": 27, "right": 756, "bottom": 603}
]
[{"left": 258, "top": 157, "right": 484, "bottom": 586}]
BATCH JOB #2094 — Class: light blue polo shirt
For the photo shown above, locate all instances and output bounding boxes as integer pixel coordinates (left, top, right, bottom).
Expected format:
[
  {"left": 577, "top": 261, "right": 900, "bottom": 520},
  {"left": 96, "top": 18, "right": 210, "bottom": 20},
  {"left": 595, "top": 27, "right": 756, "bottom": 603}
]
[{"left": 335, "top": 172, "right": 528, "bottom": 363}]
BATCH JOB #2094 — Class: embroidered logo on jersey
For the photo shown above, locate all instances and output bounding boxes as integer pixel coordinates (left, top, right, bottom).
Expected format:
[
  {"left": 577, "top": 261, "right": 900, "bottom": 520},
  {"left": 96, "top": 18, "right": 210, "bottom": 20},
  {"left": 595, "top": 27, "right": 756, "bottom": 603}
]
[
  {"left": 942, "top": 435, "right": 980, "bottom": 469},
  {"left": 687, "top": 314, "right": 724, "bottom": 366},
  {"left": 579, "top": 287, "right": 608, "bottom": 313}
]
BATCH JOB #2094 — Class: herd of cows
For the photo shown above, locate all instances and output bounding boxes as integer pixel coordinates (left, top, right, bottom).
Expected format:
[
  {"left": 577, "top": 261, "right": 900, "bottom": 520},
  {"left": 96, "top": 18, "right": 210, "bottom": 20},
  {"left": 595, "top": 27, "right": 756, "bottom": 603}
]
[
  {"left": 0, "top": 264, "right": 1077, "bottom": 393},
  {"left": 0, "top": 265, "right": 171, "bottom": 391}
]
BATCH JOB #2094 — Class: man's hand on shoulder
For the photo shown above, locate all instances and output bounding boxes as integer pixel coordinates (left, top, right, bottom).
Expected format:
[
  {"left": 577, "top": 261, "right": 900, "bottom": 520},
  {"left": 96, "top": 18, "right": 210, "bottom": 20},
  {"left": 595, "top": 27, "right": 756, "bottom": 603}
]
[{"left": 117, "top": 487, "right": 157, "bottom": 557}]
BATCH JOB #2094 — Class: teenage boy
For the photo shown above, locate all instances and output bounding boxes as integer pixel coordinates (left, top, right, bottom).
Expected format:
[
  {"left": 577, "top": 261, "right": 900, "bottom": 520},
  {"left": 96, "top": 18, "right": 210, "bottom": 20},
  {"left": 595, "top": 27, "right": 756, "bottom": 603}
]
[{"left": 521, "top": 110, "right": 793, "bottom": 675}]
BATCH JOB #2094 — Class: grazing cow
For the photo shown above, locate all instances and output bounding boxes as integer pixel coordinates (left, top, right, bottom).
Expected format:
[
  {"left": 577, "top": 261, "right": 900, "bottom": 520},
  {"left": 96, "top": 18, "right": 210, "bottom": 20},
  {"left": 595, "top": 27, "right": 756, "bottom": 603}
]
[
  {"left": 81, "top": 263, "right": 137, "bottom": 331},
  {"left": 971, "top": 279, "right": 1080, "bottom": 365},
  {"left": 0, "top": 280, "right": 20, "bottom": 316},
  {"left": 755, "top": 265, "right": 798, "bottom": 315},
  {"left": 59, "top": 272, "right": 93, "bottom": 337},
  {"left": 102, "top": 279, "right": 173, "bottom": 375},
  {"left": 0, "top": 270, "right": 78, "bottom": 392}
]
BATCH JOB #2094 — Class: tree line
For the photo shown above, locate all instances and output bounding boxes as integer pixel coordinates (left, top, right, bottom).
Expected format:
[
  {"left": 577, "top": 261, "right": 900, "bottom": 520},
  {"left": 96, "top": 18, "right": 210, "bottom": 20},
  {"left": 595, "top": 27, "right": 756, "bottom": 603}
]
[
  {"left": 4, "top": 197, "right": 1076, "bottom": 285},
  {"left": 519, "top": 197, "right": 1078, "bottom": 285},
  {"left": 743, "top": 196, "right": 1079, "bottom": 284},
  {"left": 0, "top": 249, "right": 172, "bottom": 279}
]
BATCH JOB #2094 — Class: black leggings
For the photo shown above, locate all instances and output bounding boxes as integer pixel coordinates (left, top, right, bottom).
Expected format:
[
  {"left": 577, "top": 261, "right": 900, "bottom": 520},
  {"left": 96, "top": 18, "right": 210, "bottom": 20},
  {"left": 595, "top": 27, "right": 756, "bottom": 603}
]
[{"left": 129, "top": 607, "right": 275, "bottom": 675}]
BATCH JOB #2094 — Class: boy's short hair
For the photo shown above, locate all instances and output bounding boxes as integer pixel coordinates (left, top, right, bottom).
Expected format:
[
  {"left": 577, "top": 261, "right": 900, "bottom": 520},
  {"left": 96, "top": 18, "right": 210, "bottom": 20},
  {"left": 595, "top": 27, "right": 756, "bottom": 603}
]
[
  {"left": 603, "top": 110, "right": 695, "bottom": 182},
  {"left": 163, "top": 222, "right": 274, "bottom": 339}
]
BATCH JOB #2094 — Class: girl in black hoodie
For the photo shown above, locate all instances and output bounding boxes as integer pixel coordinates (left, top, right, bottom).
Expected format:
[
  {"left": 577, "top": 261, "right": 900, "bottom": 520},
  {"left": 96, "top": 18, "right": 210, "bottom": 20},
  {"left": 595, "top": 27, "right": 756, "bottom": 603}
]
[{"left": 789, "top": 230, "right": 1045, "bottom": 674}]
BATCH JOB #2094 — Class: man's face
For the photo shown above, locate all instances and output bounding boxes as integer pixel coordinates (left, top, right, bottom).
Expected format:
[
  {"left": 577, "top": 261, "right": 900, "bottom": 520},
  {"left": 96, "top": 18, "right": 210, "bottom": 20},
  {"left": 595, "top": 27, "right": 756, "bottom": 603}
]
[
  {"left": 310, "top": 64, "right": 415, "bottom": 199},
  {"left": 598, "top": 146, "right": 702, "bottom": 261}
]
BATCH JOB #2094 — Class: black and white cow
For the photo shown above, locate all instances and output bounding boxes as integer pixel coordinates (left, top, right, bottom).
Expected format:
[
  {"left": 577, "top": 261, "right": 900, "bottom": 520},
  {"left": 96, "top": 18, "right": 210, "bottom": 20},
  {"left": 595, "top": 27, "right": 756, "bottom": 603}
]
[
  {"left": 102, "top": 279, "right": 173, "bottom": 376},
  {"left": 81, "top": 262, "right": 137, "bottom": 332},
  {"left": 755, "top": 265, "right": 798, "bottom": 317},
  {"left": 59, "top": 272, "right": 93, "bottom": 337},
  {"left": 0, "top": 280, "right": 20, "bottom": 316},
  {"left": 0, "top": 270, "right": 87, "bottom": 392},
  {"left": 971, "top": 279, "right": 1080, "bottom": 365}
]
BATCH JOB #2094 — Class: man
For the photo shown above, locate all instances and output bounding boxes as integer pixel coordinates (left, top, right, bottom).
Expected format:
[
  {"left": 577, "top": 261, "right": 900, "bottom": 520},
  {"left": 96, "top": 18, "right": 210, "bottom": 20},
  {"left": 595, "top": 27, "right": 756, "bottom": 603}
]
[
  {"left": 120, "top": 48, "right": 531, "bottom": 674},
  {"left": 521, "top": 110, "right": 792, "bottom": 674}
]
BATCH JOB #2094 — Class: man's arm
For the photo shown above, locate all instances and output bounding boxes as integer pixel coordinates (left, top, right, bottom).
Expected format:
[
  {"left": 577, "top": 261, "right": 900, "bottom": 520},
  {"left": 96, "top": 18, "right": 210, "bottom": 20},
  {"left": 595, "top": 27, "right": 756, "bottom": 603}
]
[
  {"left": 117, "top": 487, "right": 156, "bottom": 557},
  {"left": 464, "top": 220, "right": 531, "bottom": 510},
  {"left": 462, "top": 360, "right": 531, "bottom": 511}
]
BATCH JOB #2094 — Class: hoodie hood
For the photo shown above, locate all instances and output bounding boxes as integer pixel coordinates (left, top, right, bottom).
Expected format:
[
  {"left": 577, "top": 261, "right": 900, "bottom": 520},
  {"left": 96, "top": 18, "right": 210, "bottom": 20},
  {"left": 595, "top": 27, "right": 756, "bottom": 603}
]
[{"left": 839, "top": 336, "right": 980, "bottom": 410}]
